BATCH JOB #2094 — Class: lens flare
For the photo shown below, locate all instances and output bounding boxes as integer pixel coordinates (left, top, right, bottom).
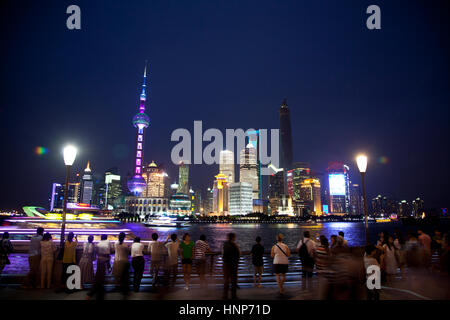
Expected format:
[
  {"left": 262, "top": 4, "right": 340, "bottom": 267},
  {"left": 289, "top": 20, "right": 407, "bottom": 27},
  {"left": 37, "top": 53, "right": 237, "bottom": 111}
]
[
  {"left": 378, "top": 156, "right": 388, "bottom": 164},
  {"left": 34, "top": 146, "right": 48, "bottom": 155}
]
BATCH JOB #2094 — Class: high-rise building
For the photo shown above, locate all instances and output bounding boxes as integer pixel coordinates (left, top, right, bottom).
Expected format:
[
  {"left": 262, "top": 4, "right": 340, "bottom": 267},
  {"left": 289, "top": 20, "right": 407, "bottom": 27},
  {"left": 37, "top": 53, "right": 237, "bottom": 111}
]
[
  {"left": 177, "top": 161, "right": 189, "bottom": 195},
  {"left": 398, "top": 200, "right": 411, "bottom": 217},
  {"left": 50, "top": 183, "right": 64, "bottom": 211},
  {"left": 204, "top": 187, "right": 214, "bottom": 215},
  {"left": 219, "top": 150, "right": 235, "bottom": 183},
  {"left": 268, "top": 165, "right": 284, "bottom": 215},
  {"left": 104, "top": 172, "right": 122, "bottom": 209},
  {"left": 288, "top": 162, "right": 311, "bottom": 201},
  {"left": 327, "top": 162, "right": 350, "bottom": 214},
  {"left": 412, "top": 198, "right": 425, "bottom": 218},
  {"left": 212, "top": 173, "right": 229, "bottom": 215},
  {"left": 350, "top": 184, "right": 363, "bottom": 216},
  {"left": 128, "top": 64, "right": 150, "bottom": 196},
  {"left": 279, "top": 99, "right": 293, "bottom": 171},
  {"left": 246, "top": 130, "right": 263, "bottom": 199},
  {"left": 81, "top": 161, "right": 93, "bottom": 204},
  {"left": 229, "top": 182, "right": 253, "bottom": 215},
  {"left": 300, "top": 178, "right": 322, "bottom": 215},
  {"left": 142, "top": 161, "right": 169, "bottom": 198},
  {"left": 239, "top": 143, "right": 259, "bottom": 199}
]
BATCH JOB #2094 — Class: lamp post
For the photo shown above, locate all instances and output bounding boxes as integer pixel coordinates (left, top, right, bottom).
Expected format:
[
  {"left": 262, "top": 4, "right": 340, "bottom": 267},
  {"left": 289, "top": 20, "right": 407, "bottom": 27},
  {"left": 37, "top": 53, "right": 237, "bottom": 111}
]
[
  {"left": 356, "top": 154, "right": 369, "bottom": 244},
  {"left": 60, "top": 145, "right": 77, "bottom": 250}
]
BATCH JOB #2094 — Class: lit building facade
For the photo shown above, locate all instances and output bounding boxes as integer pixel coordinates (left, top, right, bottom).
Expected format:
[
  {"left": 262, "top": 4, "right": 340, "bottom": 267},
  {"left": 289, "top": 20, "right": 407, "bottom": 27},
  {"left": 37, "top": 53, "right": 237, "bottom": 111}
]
[
  {"left": 212, "top": 173, "right": 229, "bottom": 215},
  {"left": 288, "top": 162, "right": 311, "bottom": 201},
  {"left": 169, "top": 193, "right": 191, "bottom": 215},
  {"left": 229, "top": 182, "right": 253, "bottom": 215},
  {"left": 81, "top": 161, "right": 93, "bottom": 205},
  {"left": 104, "top": 172, "right": 122, "bottom": 209},
  {"left": 204, "top": 187, "right": 214, "bottom": 215},
  {"left": 300, "top": 178, "right": 322, "bottom": 215},
  {"left": 125, "top": 197, "right": 169, "bottom": 216},
  {"left": 142, "top": 161, "right": 169, "bottom": 198},
  {"left": 127, "top": 64, "right": 150, "bottom": 195},
  {"left": 219, "top": 150, "right": 235, "bottom": 183},
  {"left": 50, "top": 183, "right": 64, "bottom": 211},
  {"left": 412, "top": 197, "right": 425, "bottom": 218},
  {"left": 177, "top": 162, "right": 189, "bottom": 195},
  {"left": 350, "top": 184, "right": 363, "bottom": 216},
  {"left": 239, "top": 143, "right": 259, "bottom": 199},
  {"left": 327, "top": 162, "right": 350, "bottom": 214},
  {"left": 268, "top": 165, "right": 284, "bottom": 215}
]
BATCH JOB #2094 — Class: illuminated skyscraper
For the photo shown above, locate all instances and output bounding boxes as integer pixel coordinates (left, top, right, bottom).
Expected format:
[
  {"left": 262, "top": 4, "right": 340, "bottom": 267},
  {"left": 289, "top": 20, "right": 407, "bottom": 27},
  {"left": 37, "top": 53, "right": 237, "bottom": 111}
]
[
  {"left": 229, "top": 182, "right": 253, "bottom": 215},
  {"left": 350, "top": 184, "right": 363, "bottom": 216},
  {"left": 50, "top": 183, "right": 64, "bottom": 211},
  {"left": 177, "top": 161, "right": 189, "bottom": 195},
  {"left": 300, "top": 178, "right": 322, "bottom": 215},
  {"left": 327, "top": 162, "right": 350, "bottom": 214},
  {"left": 268, "top": 164, "right": 284, "bottom": 215},
  {"left": 142, "top": 161, "right": 169, "bottom": 198},
  {"left": 81, "top": 161, "right": 93, "bottom": 204},
  {"left": 288, "top": 162, "right": 311, "bottom": 201},
  {"left": 213, "top": 173, "right": 229, "bottom": 215},
  {"left": 239, "top": 143, "right": 259, "bottom": 199},
  {"left": 219, "top": 150, "right": 235, "bottom": 183},
  {"left": 127, "top": 64, "right": 150, "bottom": 195}
]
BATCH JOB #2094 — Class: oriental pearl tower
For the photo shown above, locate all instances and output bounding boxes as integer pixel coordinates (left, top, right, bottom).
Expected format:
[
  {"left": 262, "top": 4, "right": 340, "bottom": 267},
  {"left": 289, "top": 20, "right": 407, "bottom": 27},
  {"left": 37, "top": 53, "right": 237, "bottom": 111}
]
[{"left": 127, "top": 63, "right": 150, "bottom": 195}]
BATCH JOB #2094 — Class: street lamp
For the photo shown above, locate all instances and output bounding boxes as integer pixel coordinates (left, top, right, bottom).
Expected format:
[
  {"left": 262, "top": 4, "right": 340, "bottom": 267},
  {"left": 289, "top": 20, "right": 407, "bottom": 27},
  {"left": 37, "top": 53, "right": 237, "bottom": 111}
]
[
  {"left": 356, "top": 154, "right": 369, "bottom": 244},
  {"left": 60, "top": 145, "right": 77, "bottom": 250}
]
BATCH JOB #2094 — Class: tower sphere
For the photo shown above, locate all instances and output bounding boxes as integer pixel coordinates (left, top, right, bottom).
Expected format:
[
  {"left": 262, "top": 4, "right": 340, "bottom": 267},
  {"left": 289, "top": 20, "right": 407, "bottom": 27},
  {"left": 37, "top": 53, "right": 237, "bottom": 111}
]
[
  {"left": 127, "top": 174, "right": 147, "bottom": 195},
  {"left": 133, "top": 112, "right": 150, "bottom": 128}
]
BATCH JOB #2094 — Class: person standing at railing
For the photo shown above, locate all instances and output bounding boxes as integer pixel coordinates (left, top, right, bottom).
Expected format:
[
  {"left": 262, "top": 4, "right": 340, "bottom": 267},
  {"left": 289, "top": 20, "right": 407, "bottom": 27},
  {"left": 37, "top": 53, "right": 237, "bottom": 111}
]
[
  {"left": 164, "top": 234, "right": 180, "bottom": 287},
  {"left": 22, "top": 227, "right": 44, "bottom": 289},
  {"left": 113, "top": 232, "right": 130, "bottom": 297},
  {"left": 79, "top": 235, "right": 95, "bottom": 289},
  {"left": 0, "top": 232, "right": 13, "bottom": 284},
  {"left": 194, "top": 234, "right": 210, "bottom": 288},
  {"left": 251, "top": 236, "right": 264, "bottom": 288},
  {"left": 86, "top": 234, "right": 111, "bottom": 300},
  {"left": 179, "top": 233, "right": 194, "bottom": 290},
  {"left": 222, "top": 232, "right": 240, "bottom": 300},
  {"left": 148, "top": 233, "right": 164, "bottom": 287},
  {"left": 297, "top": 230, "right": 316, "bottom": 291},
  {"left": 271, "top": 233, "right": 290, "bottom": 295},
  {"left": 62, "top": 232, "right": 78, "bottom": 293},
  {"left": 39, "top": 232, "right": 56, "bottom": 289},
  {"left": 131, "top": 237, "right": 145, "bottom": 292}
]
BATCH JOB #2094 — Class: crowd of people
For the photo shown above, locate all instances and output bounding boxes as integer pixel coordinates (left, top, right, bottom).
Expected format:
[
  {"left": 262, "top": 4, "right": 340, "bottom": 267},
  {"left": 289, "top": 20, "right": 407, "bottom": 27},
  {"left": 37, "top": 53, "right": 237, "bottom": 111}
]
[{"left": 0, "top": 227, "right": 449, "bottom": 300}]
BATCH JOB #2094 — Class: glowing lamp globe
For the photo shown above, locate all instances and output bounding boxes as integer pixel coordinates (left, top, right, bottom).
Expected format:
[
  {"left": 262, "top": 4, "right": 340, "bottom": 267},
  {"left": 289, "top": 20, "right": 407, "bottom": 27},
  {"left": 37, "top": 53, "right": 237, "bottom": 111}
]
[
  {"left": 356, "top": 154, "right": 368, "bottom": 173},
  {"left": 127, "top": 175, "right": 146, "bottom": 195},
  {"left": 132, "top": 112, "right": 150, "bottom": 129},
  {"left": 63, "top": 145, "right": 78, "bottom": 166}
]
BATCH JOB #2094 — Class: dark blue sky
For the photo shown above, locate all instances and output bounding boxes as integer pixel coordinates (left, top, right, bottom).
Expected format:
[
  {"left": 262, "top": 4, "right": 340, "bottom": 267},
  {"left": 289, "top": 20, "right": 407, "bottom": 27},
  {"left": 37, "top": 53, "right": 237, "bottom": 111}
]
[{"left": 0, "top": 0, "right": 449, "bottom": 209}]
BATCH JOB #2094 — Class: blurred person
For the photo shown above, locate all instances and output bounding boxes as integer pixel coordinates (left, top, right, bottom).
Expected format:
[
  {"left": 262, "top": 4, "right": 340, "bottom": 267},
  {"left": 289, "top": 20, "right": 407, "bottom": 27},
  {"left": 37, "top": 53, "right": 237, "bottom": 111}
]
[
  {"left": 222, "top": 232, "right": 240, "bottom": 300},
  {"left": 179, "top": 233, "right": 194, "bottom": 290},
  {"left": 0, "top": 232, "right": 13, "bottom": 283},
  {"left": 297, "top": 230, "right": 316, "bottom": 290},
  {"left": 131, "top": 237, "right": 145, "bottom": 292},
  {"left": 79, "top": 235, "right": 95, "bottom": 288},
  {"left": 315, "top": 235, "right": 331, "bottom": 299},
  {"left": 164, "top": 234, "right": 180, "bottom": 287},
  {"left": 148, "top": 233, "right": 164, "bottom": 287},
  {"left": 406, "top": 231, "right": 423, "bottom": 268},
  {"left": 381, "top": 235, "right": 397, "bottom": 284},
  {"left": 251, "top": 236, "right": 264, "bottom": 288},
  {"left": 418, "top": 229, "right": 432, "bottom": 268},
  {"left": 338, "top": 231, "right": 348, "bottom": 246},
  {"left": 194, "top": 234, "right": 210, "bottom": 288},
  {"left": 62, "top": 232, "right": 78, "bottom": 292},
  {"left": 364, "top": 244, "right": 380, "bottom": 300},
  {"left": 86, "top": 235, "right": 110, "bottom": 300},
  {"left": 39, "top": 232, "right": 56, "bottom": 289},
  {"left": 394, "top": 230, "right": 407, "bottom": 280},
  {"left": 113, "top": 232, "right": 130, "bottom": 297},
  {"left": 431, "top": 230, "right": 443, "bottom": 255},
  {"left": 330, "top": 235, "right": 338, "bottom": 249},
  {"left": 271, "top": 233, "right": 290, "bottom": 295},
  {"left": 23, "top": 227, "right": 44, "bottom": 288}
]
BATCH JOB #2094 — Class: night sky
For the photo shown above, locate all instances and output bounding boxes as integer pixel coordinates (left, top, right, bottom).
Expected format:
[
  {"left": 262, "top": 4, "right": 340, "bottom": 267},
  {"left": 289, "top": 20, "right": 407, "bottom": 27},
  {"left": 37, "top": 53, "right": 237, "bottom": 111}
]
[{"left": 0, "top": 0, "right": 449, "bottom": 210}]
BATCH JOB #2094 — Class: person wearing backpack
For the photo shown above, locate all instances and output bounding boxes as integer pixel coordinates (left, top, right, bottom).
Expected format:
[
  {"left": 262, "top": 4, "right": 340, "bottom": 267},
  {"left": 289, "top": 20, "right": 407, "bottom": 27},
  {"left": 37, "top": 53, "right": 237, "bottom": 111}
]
[
  {"left": 297, "top": 230, "right": 316, "bottom": 290},
  {"left": 271, "top": 233, "right": 290, "bottom": 295}
]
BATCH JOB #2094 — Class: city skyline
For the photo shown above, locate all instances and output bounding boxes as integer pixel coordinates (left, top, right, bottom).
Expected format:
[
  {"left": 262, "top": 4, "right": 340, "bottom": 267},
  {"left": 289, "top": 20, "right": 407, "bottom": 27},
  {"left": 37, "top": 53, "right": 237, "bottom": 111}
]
[{"left": 0, "top": 1, "right": 449, "bottom": 210}]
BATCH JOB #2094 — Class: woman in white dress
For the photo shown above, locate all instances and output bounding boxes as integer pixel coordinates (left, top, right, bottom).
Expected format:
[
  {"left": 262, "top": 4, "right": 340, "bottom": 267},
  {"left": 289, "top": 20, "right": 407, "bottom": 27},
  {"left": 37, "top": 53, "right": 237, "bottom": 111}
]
[
  {"left": 382, "top": 236, "right": 397, "bottom": 283},
  {"left": 271, "top": 233, "right": 290, "bottom": 295}
]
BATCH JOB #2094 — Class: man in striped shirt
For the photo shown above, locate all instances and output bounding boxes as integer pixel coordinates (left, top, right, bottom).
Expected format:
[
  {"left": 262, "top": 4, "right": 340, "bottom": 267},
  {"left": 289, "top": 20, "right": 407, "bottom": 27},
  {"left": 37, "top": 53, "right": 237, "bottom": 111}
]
[{"left": 194, "top": 234, "right": 210, "bottom": 288}]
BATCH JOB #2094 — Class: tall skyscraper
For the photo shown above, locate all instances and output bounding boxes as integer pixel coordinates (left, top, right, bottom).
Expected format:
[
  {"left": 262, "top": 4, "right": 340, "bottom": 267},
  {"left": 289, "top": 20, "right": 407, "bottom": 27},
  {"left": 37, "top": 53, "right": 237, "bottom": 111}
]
[
  {"left": 142, "top": 161, "right": 169, "bottom": 198},
  {"left": 350, "top": 184, "right": 363, "bottom": 216},
  {"left": 239, "top": 143, "right": 259, "bottom": 199},
  {"left": 81, "top": 161, "right": 93, "bottom": 204},
  {"left": 279, "top": 99, "right": 293, "bottom": 171},
  {"left": 105, "top": 172, "right": 121, "bottom": 209},
  {"left": 177, "top": 161, "right": 189, "bottom": 195},
  {"left": 288, "top": 162, "right": 311, "bottom": 200},
  {"left": 229, "top": 182, "right": 253, "bottom": 215},
  {"left": 204, "top": 187, "right": 214, "bottom": 215},
  {"left": 212, "top": 173, "right": 229, "bottom": 215},
  {"left": 50, "top": 183, "right": 64, "bottom": 211},
  {"left": 268, "top": 164, "right": 284, "bottom": 215},
  {"left": 219, "top": 150, "right": 235, "bottom": 183},
  {"left": 128, "top": 64, "right": 150, "bottom": 196},
  {"left": 246, "top": 130, "right": 262, "bottom": 199}
]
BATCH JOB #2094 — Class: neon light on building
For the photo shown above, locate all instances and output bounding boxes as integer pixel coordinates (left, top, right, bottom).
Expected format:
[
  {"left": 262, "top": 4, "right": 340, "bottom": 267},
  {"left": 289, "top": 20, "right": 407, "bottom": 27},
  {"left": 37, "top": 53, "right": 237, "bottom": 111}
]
[{"left": 127, "top": 63, "right": 150, "bottom": 195}]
